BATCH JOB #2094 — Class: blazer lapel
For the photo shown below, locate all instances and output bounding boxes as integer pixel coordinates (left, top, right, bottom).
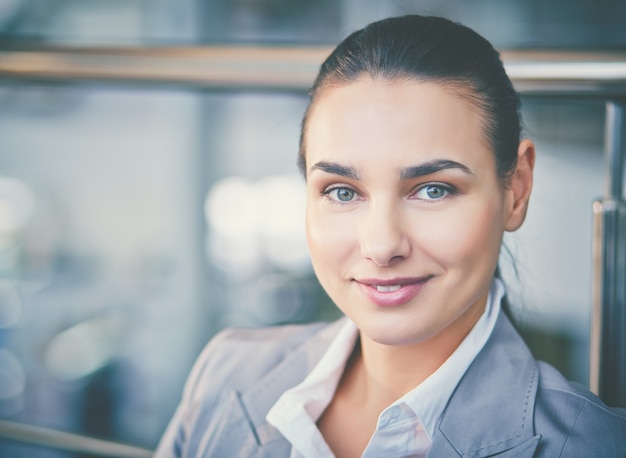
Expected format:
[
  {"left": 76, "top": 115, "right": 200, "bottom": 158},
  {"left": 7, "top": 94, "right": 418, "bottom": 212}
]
[
  {"left": 429, "top": 313, "right": 541, "bottom": 458},
  {"left": 198, "top": 314, "right": 541, "bottom": 457},
  {"left": 201, "top": 319, "right": 347, "bottom": 457}
]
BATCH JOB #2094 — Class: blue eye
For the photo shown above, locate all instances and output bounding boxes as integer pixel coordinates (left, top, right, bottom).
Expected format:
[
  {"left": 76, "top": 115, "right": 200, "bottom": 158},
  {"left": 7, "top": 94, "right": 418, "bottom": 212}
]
[
  {"left": 324, "top": 187, "right": 357, "bottom": 202},
  {"left": 331, "top": 188, "right": 355, "bottom": 202},
  {"left": 415, "top": 185, "right": 450, "bottom": 201}
]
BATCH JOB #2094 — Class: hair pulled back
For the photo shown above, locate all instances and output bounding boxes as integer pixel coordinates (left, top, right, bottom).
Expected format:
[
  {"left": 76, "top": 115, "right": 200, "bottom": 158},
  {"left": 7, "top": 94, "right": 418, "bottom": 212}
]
[{"left": 298, "top": 15, "right": 522, "bottom": 187}]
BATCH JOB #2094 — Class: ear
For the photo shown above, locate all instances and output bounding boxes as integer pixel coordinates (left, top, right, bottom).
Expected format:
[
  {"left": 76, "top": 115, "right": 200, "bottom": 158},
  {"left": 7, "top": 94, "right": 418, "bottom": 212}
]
[{"left": 504, "top": 139, "right": 535, "bottom": 232}]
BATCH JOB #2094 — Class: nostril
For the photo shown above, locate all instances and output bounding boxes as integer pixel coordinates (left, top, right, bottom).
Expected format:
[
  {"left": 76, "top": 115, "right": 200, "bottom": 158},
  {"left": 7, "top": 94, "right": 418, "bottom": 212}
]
[{"left": 361, "top": 245, "right": 409, "bottom": 267}]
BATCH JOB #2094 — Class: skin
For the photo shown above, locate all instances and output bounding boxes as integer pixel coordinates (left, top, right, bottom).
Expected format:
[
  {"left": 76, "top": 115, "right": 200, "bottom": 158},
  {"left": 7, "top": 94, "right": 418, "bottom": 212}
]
[{"left": 304, "top": 78, "right": 535, "bottom": 457}]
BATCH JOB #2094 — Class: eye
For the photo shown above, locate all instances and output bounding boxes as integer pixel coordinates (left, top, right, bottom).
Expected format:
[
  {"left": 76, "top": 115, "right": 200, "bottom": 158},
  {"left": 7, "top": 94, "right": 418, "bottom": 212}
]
[
  {"left": 414, "top": 184, "right": 452, "bottom": 201},
  {"left": 323, "top": 186, "right": 358, "bottom": 203}
]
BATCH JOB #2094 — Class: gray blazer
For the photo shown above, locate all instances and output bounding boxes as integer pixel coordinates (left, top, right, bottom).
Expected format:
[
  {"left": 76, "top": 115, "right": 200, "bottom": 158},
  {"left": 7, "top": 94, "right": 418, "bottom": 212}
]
[{"left": 156, "top": 313, "right": 626, "bottom": 457}]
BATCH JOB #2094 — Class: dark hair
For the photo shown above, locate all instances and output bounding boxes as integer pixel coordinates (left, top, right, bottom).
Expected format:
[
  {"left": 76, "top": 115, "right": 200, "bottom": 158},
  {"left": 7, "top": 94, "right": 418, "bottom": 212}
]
[{"left": 298, "top": 15, "right": 522, "bottom": 188}]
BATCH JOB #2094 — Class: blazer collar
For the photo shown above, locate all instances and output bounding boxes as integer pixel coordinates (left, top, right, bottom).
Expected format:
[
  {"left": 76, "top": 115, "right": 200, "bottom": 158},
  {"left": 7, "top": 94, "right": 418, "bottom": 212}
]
[
  {"left": 239, "top": 318, "right": 348, "bottom": 445},
  {"left": 212, "top": 313, "right": 541, "bottom": 457},
  {"left": 429, "top": 312, "right": 541, "bottom": 457}
]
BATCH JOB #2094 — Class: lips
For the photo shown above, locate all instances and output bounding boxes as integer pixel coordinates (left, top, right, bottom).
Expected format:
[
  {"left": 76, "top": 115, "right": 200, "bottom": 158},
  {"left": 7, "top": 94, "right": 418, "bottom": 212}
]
[{"left": 355, "top": 276, "right": 432, "bottom": 307}]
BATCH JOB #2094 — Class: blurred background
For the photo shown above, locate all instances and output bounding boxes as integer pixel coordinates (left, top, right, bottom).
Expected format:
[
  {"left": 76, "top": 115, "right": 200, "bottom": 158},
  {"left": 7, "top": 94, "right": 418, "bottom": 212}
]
[{"left": 0, "top": 0, "right": 625, "bottom": 455}]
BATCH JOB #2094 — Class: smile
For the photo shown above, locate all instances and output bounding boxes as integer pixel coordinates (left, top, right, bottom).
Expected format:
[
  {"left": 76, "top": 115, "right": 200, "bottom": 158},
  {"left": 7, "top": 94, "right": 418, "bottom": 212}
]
[{"left": 355, "top": 276, "right": 432, "bottom": 307}]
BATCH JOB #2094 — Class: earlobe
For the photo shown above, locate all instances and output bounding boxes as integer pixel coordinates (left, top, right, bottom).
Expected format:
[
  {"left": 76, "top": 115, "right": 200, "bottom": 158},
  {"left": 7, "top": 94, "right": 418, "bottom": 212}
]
[{"left": 505, "top": 139, "right": 535, "bottom": 232}]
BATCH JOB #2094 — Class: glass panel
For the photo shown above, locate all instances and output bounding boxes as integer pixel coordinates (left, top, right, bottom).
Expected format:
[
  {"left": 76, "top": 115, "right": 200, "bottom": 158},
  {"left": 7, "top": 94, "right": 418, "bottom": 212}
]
[
  {"left": 502, "top": 97, "right": 606, "bottom": 385},
  {"left": 0, "top": 0, "right": 341, "bottom": 46},
  {"left": 0, "top": 83, "right": 339, "bottom": 455},
  {"left": 2, "top": 0, "right": 626, "bottom": 47},
  {"left": 0, "top": 0, "right": 200, "bottom": 45},
  {"left": 0, "top": 84, "right": 207, "bottom": 454},
  {"left": 199, "top": 91, "right": 339, "bottom": 330}
]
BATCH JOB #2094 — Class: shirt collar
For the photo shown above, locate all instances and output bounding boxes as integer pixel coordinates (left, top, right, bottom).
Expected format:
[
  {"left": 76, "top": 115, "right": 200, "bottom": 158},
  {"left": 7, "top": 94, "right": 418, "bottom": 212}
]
[
  {"left": 272, "top": 317, "right": 358, "bottom": 421},
  {"left": 266, "top": 278, "right": 505, "bottom": 452},
  {"left": 392, "top": 277, "right": 504, "bottom": 439}
]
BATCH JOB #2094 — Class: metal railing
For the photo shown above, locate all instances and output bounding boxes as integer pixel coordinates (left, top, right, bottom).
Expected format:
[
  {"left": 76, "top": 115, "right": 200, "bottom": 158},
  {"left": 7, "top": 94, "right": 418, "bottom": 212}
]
[
  {"left": 1, "top": 46, "right": 626, "bottom": 95},
  {"left": 590, "top": 101, "right": 626, "bottom": 407},
  {"left": 0, "top": 44, "right": 624, "bottom": 454},
  {"left": 0, "top": 419, "right": 152, "bottom": 457}
]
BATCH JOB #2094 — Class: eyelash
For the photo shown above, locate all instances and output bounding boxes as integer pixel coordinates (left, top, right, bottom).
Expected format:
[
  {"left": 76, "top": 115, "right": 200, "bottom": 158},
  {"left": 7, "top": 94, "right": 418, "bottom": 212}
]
[
  {"left": 321, "top": 185, "right": 361, "bottom": 204},
  {"left": 321, "top": 183, "right": 457, "bottom": 204},
  {"left": 411, "top": 183, "right": 457, "bottom": 201}
]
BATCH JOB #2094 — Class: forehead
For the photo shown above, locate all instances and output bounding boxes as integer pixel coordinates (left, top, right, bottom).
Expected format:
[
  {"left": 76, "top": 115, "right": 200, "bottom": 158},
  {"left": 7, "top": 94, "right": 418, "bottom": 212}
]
[{"left": 304, "top": 78, "right": 493, "bottom": 171}]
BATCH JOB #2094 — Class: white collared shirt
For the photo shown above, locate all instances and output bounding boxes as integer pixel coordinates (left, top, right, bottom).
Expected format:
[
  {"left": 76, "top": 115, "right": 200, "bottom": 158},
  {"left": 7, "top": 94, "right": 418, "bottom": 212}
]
[{"left": 266, "top": 278, "right": 505, "bottom": 458}]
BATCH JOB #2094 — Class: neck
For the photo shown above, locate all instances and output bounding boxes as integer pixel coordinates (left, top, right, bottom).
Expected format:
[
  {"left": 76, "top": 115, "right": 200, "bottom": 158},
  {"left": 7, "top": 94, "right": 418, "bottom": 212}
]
[{"left": 353, "top": 295, "right": 488, "bottom": 409}]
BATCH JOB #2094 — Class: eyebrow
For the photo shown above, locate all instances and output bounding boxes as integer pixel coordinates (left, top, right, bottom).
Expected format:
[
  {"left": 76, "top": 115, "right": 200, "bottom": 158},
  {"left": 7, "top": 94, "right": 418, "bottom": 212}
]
[
  {"left": 310, "top": 158, "right": 473, "bottom": 181},
  {"left": 400, "top": 159, "right": 474, "bottom": 179},
  {"left": 309, "top": 161, "right": 360, "bottom": 180}
]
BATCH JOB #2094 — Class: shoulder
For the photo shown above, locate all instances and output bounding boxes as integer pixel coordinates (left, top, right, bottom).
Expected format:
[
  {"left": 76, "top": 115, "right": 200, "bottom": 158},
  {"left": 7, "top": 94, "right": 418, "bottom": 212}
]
[
  {"left": 154, "top": 320, "right": 340, "bottom": 457},
  {"left": 534, "top": 361, "right": 626, "bottom": 456},
  {"left": 449, "top": 312, "right": 625, "bottom": 457},
  {"left": 184, "top": 321, "right": 330, "bottom": 398}
]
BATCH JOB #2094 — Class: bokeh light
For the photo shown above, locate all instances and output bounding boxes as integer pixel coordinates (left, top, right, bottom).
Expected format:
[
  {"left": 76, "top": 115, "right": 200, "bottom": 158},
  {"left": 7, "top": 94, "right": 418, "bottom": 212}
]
[
  {"left": 0, "top": 177, "right": 35, "bottom": 233},
  {"left": 0, "top": 280, "right": 21, "bottom": 328},
  {"left": 205, "top": 174, "right": 309, "bottom": 273}
]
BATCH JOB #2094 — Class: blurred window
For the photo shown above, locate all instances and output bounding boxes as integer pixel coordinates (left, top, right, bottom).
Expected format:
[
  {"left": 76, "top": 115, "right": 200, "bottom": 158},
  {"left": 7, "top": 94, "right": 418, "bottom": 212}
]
[{"left": 0, "top": 0, "right": 623, "bottom": 455}]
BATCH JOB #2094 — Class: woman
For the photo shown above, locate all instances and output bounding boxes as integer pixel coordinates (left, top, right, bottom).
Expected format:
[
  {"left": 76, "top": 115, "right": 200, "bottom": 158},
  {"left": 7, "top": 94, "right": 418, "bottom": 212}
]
[{"left": 156, "top": 15, "right": 626, "bottom": 457}]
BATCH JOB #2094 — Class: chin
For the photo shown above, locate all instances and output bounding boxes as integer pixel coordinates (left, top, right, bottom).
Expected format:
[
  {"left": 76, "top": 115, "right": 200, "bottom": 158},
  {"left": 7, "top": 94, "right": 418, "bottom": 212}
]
[{"left": 358, "top": 317, "right": 440, "bottom": 347}]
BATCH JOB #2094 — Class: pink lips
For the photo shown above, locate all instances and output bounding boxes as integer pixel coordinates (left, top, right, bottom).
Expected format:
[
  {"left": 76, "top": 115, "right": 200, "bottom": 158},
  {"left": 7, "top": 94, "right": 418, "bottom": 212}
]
[{"left": 355, "top": 276, "right": 432, "bottom": 307}]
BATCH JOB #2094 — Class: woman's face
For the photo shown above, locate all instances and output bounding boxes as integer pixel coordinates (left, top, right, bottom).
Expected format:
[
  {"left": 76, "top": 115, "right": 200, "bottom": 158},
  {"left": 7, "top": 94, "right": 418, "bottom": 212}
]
[{"left": 304, "top": 78, "right": 530, "bottom": 348}]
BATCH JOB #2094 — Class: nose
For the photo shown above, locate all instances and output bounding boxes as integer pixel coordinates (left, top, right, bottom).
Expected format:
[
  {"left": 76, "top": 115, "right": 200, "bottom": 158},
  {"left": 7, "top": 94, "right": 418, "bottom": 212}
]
[{"left": 359, "top": 202, "right": 411, "bottom": 267}]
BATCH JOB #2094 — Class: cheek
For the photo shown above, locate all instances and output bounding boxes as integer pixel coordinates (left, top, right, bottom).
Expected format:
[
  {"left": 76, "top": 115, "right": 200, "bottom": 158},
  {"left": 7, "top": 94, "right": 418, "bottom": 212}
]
[
  {"left": 305, "top": 204, "right": 356, "bottom": 268},
  {"left": 416, "top": 200, "right": 505, "bottom": 269}
]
